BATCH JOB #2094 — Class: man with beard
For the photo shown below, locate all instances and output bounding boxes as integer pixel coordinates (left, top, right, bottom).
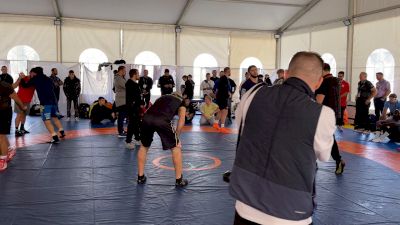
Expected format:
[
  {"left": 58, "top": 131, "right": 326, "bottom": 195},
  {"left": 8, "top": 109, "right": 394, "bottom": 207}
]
[{"left": 239, "top": 65, "right": 260, "bottom": 99}]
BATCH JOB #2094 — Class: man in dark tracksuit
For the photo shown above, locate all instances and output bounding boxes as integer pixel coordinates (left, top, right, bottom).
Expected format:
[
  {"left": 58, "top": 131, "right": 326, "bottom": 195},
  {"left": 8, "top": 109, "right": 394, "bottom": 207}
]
[
  {"left": 138, "top": 69, "right": 153, "bottom": 108},
  {"left": 63, "top": 70, "right": 81, "bottom": 121},
  {"left": 230, "top": 52, "right": 336, "bottom": 225},
  {"left": 136, "top": 93, "right": 188, "bottom": 187},
  {"left": 125, "top": 69, "right": 144, "bottom": 149},
  {"left": 315, "top": 63, "right": 346, "bottom": 175}
]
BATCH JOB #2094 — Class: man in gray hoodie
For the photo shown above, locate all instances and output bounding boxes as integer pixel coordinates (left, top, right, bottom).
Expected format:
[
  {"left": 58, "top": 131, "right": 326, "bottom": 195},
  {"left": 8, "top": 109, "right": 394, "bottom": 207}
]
[{"left": 114, "top": 66, "right": 127, "bottom": 137}]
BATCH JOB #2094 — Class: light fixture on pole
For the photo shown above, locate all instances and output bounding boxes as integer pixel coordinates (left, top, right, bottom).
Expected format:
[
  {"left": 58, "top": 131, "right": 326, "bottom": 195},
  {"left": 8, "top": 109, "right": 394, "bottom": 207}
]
[
  {"left": 343, "top": 19, "right": 351, "bottom": 26},
  {"left": 175, "top": 25, "right": 182, "bottom": 33}
]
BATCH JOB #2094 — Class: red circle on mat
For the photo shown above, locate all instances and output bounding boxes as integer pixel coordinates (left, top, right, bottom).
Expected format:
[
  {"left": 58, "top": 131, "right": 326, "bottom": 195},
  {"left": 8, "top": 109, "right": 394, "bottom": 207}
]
[{"left": 152, "top": 153, "right": 222, "bottom": 171}]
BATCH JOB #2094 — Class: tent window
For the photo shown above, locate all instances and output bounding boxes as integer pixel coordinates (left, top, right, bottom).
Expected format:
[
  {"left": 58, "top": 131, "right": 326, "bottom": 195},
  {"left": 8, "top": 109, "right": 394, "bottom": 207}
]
[
  {"left": 7, "top": 45, "right": 40, "bottom": 80},
  {"left": 239, "top": 57, "right": 263, "bottom": 83},
  {"left": 193, "top": 53, "right": 218, "bottom": 98},
  {"left": 135, "top": 51, "right": 162, "bottom": 95},
  {"left": 321, "top": 53, "right": 337, "bottom": 76},
  {"left": 79, "top": 48, "right": 108, "bottom": 72}
]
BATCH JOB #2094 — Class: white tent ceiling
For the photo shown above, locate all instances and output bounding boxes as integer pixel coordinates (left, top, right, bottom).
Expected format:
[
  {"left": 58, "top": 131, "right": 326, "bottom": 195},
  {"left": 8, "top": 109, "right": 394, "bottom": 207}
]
[{"left": 0, "top": 0, "right": 399, "bottom": 32}]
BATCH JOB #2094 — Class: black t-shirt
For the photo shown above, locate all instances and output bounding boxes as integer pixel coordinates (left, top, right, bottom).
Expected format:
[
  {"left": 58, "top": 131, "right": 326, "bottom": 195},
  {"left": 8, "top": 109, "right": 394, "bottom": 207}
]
[
  {"left": 125, "top": 79, "right": 143, "bottom": 109},
  {"left": 240, "top": 79, "right": 258, "bottom": 99},
  {"left": 0, "top": 73, "right": 13, "bottom": 85},
  {"left": 184, "top": 80, "right": 194, "bottom": 98},
  {"left": 146, "top": 95, "right": 183, "bottom": 120},
  {"left": 158, "top": 75, "right": 175, "bottom": 95},
  {"left": 0, "top": 81, "right": 14, "bottom": 110},
  {"left": 228, "top": 78, "right": 237, "bottom": 94},
  {"left": 357, "top": 80, "right": 374, "bottom": 99},
  {"left": 315, "top": 74, "right": 340, "bottom": 116},
  {"left": 184, "top": 103, "right": 196, "bottom": 115},
  {"left": 216, "top": 76, "right": 230, "bottom": 99}
]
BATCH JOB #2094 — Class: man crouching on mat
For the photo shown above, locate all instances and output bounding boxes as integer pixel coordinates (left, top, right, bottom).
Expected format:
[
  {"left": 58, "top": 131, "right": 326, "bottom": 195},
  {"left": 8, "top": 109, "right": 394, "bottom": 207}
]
[{"left": 137, "top": 92, "right": 188, "bottom": 187}]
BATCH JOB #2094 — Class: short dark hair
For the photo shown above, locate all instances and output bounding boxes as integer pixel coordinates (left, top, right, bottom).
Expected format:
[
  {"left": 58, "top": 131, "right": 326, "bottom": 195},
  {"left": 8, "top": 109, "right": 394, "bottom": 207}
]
[
  {"left": 117, "top": 66, "right": 125, "bottom": 72},
  {"left": 51, "top": 68, "right": 57, "bottom": 72},
  {"left": 129, "top": 69, "right": 138, "bottom": 78},
  {"left": 323, "top": 63, "right": 331, "bottom": 72},
  {"left": 376, "top": 72, "right": 384, "bottom": 76},
  {"left": 258, "top": 74, "right": 263, "bottom": 78},
  {"left": 69, "top": 70, "right": 74, "bottom": 74},
  {"left": 165, "top": 69, "right": 169, "bottom": 73},
  {"left": 32, "top": 67, "right": 44, "bottom": 75},
  {"left": 389, "top": 93, "right": 397, "bottom": 98},
  {"left": 188, "top": 74, "right": 192, "bottom": 78},
  {"left": 98, "top": 97, "right": 105, "bottom": 100},
  {"left": 182, "top": 75, "right": 188, "bottom": 79},
  {"left": 224, "top": 67, "right": 230, "bottom": 72},
  {"left": 338, "top": 71, "right": 345, "bottom": 75},
  {"left": 248, "top": 65, "right": 257, "bottom": 72},
  {"left": 277, "top": 69, "right": 284, "bottom": 74}
]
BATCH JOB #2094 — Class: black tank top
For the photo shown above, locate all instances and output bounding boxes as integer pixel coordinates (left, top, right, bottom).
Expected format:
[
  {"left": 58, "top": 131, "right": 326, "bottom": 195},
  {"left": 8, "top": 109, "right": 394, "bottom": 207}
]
[{"left": 146, "top": 95, "right": 183, "bottom": 120}]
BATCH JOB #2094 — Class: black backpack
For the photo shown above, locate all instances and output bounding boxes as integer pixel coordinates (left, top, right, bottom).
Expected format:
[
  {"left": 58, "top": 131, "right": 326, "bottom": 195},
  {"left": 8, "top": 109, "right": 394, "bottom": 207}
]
[{"left": 78, "top": 103, "right": 90, "bottom": 119}]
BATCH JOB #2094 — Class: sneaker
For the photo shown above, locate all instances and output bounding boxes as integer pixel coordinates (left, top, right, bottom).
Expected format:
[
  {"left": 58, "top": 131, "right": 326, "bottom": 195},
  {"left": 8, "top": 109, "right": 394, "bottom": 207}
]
[
  {"left": 118, "top": 132, "right": 127, "bottom": 138},
  {"left": 335, "top": 160, "right": 345, "bottom": 175},
  {"left": 220, "top": 127, "right": 230, "bottom": 134},
  {"left": 51, "top": 135, "right": 60, "bottom": 143},
  {"left": 75, "top": 117, "right": 80, "bottom": 122},
  {"left": 59, "top": 130, "right": 66, "bottom": 138},
  {"left": 175, "top": 177, "right": 189, "bottom": 187},
  {"left": 213, "top": 123, "right": 220, "bottom": 130},
  {"left": 15, "top": 130, "right": 23, "bottom": 137},
  {"left": 126, "top": 142, "right": 135, "bottom": 150},
  {"left": 222, "top": 170, "right": 231, "bottom": 183},
  {"left": 0, "top": 158, "right": 7, "bottom": 172},
  {"left": 65, "top": 117, "right": 71, "bottom": 122},
  {"left": 21, "top": 129, "right": 30, "bottom": 134},
  {"left": 137, "top": 175, "right": 147, "bottom": 184},
  {"left": 7, "top": 146, "right": 16, "bottom": 162}
]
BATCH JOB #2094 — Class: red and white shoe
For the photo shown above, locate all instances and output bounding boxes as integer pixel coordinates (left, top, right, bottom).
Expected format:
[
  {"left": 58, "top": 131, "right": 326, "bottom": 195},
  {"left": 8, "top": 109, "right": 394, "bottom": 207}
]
[
  {"left": 213, "top": 123, "right": 220, "bottom": 130},
  {"left": 7, "top": 146, "right": 16, "bottom": 162},
  {"left": 0, "top": 158, "right": 7, "bottom": 172}
]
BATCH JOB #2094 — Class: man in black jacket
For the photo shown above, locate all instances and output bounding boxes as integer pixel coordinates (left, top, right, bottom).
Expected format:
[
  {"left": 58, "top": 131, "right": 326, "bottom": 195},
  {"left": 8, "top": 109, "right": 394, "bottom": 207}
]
[
  {"left": 158, "top": 69, "right": 175, "bottom": 95},
  {"left": 138, "top": 69, "right": 153, "bottom": 108},
  {"left": 63, "top": 70, "right": 81, "bottom": 121},
  {"left": 125, "top": 69, "right": 144, "bottom": 149}
]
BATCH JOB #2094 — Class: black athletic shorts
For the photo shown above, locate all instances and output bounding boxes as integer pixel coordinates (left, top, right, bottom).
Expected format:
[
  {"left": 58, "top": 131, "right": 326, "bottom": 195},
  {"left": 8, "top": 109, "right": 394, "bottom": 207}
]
[
  {"left": 216, "top": 97, "right": 229, "bottom": 110},
  {"left": 141, "top": 115, "right": 179, "bottom": 150},
  {"left": 0, "top": 107, "right": 12, "bottom": 134}
]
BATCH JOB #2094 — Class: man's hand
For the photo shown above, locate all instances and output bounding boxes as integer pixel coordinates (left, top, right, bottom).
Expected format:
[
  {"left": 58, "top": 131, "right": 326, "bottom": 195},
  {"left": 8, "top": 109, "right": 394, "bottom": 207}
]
[
  {"left": 19, "top": 72, "right": 25, "bottom": 79},
  {"left": 365, "top": 99, "right": 371, "bottom": 105}
]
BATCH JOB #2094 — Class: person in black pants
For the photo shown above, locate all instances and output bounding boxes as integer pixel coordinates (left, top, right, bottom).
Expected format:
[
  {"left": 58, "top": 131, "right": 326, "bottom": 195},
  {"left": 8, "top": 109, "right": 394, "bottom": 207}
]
[
  {"left": 183, "top": 75, "right": 194, "bottom": 100},
  {"left": 138, "top": 69, "right": 153, "bottom": 108},
  {"left": 63, "top": 70, "right": 81, "bottom": 121},
  {"left": 373, "top": 72, "right": 391, "bottom": 119},
  {"left": 125, "top": 69, "right": 144, "bottom": 149},
  {"left": 315, "top": 63, "right": 345, "bottom": 175},
  {"left": 354, "top": 72, "right": 376, "bottom": 131}
]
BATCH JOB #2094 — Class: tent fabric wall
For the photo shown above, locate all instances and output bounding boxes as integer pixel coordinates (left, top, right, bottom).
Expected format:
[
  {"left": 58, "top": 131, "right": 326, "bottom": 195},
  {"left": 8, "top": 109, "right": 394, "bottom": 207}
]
[
  {"left": 0, "top": 16, "right": 56, "bottom": 61},
  {"left": 356, "top": 0, "right": 400, "bottom": 14},
  {"left": 62, "top": 20, "right": 120, "bottom": 63},
  {"left": 229, "top": 31, "right": 276, "bottom": 70},
  {"left": 281, "top": 31, "right": 310, "bottom": 69},
  {"left": 352, "top": 9, "right": 400, "bottom": 100},
  {"left": 122, "top": 24, "right": 175, "bottom": 65},
  {"left": 310, "top": 24, "right": 347, "bottom": 73},
  {"left": 179, "top": 28, "right": 229, "bottom": 68}
]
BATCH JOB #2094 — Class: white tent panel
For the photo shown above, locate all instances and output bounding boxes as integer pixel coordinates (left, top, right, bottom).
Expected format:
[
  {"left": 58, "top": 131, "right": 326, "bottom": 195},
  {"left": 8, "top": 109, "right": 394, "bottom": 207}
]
[
  {"left": 58, "top": 0, "right": 187, "bottom": 25},
  {"left": 290, "top": 0, "right": 348, "bottom": 30},
  {"left": 181, "top": 0, "right": 301, "bottom": 30},
  {"left": 62, "top": 20, "right": 120, "bottom": 63},
  {"left": 123, "top": 24, "right": 175, "bottom": 65},
  {"left": 0, "top": 17, "right": 56, "bottom": 61},
  {"left": 281, "top": 32, "right": 310, "bottom": 69},
  {"left": 352, "top": 11, "right": 400, "bottom": 100},
  {"left": 179, "top": 28, "right": 229, "bottom": 68},
  {"left": 310, "top": 25, "right": 347, "bottom": 73},
  {"left": 230, "top": 31, "right": 276, "bottom": 70},
  {"left": 0, "top": 0, "right": 54, "bottom": 17},
  {"left": 356, "top": 0, "right": 400, "bottom": 14}
]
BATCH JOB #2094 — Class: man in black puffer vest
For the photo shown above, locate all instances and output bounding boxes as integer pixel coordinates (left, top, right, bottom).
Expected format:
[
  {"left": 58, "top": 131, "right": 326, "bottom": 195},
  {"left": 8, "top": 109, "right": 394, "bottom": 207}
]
[{"left": 230, "top": 52, "right": 336, "bottom": 225}]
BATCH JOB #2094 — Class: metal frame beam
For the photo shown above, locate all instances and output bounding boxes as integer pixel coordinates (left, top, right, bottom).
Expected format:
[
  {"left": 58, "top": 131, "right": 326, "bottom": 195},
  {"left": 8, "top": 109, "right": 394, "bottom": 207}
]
[
  {"left": 52, "top": 0, "right": 61, "bottom": 18},
  {"left": 277, "top": 0, "right": 321, "bottom": 34},
  {"left": 176, "top": 0, "right": 194, "bottom": 25},
  {"left": 207, "top": 0, "right": 305, "bottom": 7}
]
